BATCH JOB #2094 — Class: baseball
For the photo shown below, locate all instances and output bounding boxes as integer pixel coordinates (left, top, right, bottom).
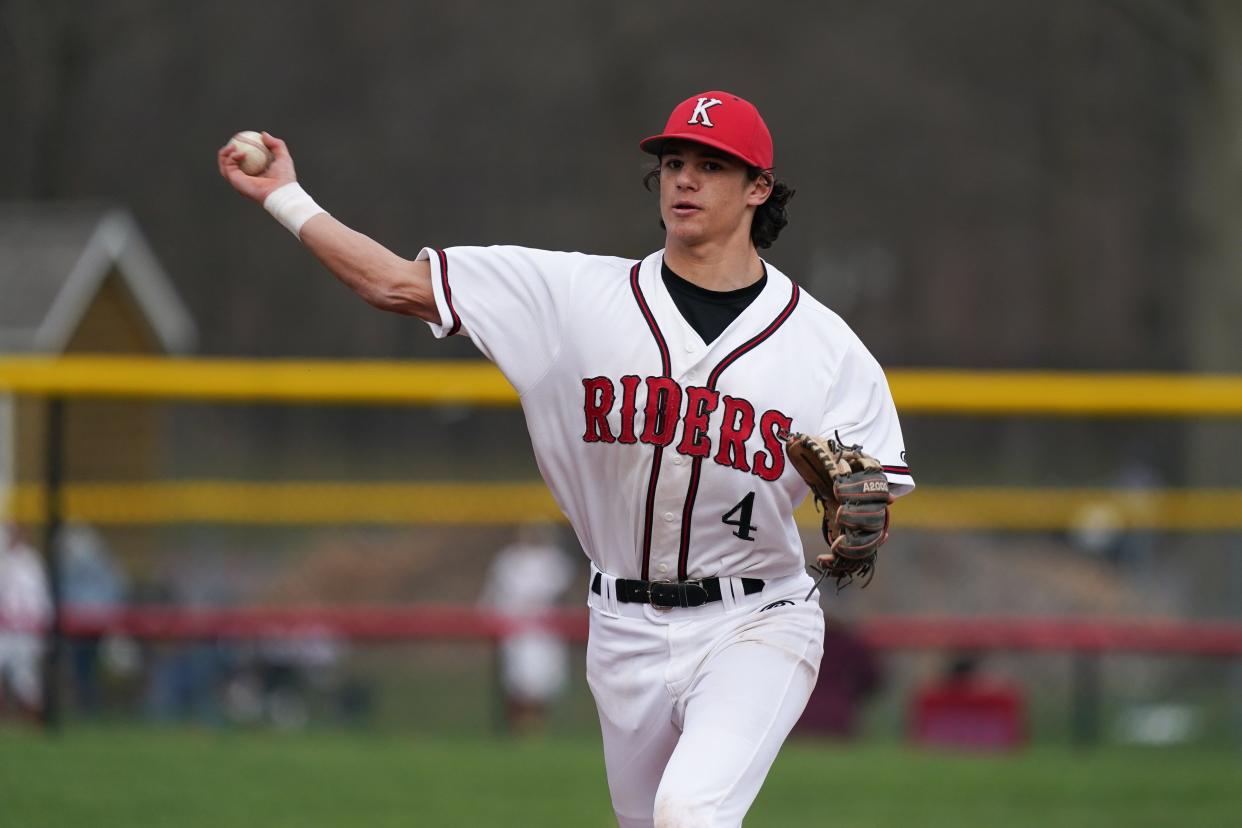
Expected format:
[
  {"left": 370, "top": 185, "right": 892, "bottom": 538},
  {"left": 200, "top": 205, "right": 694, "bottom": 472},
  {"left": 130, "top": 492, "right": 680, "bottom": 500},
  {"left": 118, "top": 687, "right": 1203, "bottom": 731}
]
[{"left": 228, "top": 131, "right": 274, "bottom": 176}]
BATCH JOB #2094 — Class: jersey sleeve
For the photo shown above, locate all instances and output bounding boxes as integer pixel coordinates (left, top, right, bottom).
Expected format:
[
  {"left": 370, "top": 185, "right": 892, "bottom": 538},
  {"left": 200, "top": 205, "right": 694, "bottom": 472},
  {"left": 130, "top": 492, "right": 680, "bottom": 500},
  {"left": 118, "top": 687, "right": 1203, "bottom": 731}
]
[
  {"left": 820, "top": 340, "right": 915, "bottom": 497},
  {"left": 416, "top": 245, "right": 577, "bottom": 394}
]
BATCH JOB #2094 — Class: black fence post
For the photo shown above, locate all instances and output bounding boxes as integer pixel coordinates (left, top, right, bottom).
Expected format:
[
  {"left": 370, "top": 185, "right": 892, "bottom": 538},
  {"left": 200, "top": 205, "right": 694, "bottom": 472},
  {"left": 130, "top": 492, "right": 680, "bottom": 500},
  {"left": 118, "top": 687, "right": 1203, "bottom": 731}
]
[
  {"left": 1071, "top": 651, "right": 1100, "bottom": 747},
  {"left": 40, "top": 397, "right": 65, "bottom": 731}
]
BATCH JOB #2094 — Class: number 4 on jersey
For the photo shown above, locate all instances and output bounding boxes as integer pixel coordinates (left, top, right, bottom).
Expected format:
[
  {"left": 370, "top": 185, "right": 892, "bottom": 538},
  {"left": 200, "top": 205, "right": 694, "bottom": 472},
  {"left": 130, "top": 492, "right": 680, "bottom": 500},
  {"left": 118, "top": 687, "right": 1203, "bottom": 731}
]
[{"left": 722, "top": 492, "right": 758, "bottom": 541}]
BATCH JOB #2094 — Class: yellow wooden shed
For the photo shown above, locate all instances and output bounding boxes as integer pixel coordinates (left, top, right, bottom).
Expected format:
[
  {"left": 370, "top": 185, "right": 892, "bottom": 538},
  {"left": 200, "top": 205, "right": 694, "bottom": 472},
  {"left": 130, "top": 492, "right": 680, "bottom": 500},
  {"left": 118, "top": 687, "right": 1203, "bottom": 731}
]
[{"left": 0, "top": 203, "right": 197, "bottom": 519}]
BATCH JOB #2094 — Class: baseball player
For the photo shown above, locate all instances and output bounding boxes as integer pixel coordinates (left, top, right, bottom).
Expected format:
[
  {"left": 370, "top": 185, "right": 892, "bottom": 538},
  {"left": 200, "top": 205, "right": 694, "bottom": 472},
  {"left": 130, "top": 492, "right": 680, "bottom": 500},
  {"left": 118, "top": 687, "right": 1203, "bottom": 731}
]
[{"left": 219, "top": 90, "right": 914, "bottom": 827}]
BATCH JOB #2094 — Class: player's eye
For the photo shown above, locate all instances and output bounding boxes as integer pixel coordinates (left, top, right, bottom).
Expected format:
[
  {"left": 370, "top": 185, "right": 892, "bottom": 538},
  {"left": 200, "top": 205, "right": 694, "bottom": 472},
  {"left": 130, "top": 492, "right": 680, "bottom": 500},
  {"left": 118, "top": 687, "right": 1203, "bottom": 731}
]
[
  {"left": 663, "top": 157, "right": 683, "bottom": 170},
  {"left": 703, "top": 161, "right": 723, "bottom": 172}
]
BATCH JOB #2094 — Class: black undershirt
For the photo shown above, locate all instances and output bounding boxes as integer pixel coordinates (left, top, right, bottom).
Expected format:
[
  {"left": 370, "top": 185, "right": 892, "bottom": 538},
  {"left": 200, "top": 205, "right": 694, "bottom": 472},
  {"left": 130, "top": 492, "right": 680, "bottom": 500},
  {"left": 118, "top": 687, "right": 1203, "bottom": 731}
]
[{"left": 661, "top": 260, "right": 767, "bottom": 345}]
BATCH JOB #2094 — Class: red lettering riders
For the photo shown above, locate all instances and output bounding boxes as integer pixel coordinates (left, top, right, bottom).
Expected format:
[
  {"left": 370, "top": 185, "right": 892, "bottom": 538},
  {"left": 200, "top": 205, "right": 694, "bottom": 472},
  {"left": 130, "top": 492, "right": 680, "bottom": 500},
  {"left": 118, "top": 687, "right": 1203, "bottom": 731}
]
[{"left": 582, "top": 376, "right": 791, "bottom": 481}]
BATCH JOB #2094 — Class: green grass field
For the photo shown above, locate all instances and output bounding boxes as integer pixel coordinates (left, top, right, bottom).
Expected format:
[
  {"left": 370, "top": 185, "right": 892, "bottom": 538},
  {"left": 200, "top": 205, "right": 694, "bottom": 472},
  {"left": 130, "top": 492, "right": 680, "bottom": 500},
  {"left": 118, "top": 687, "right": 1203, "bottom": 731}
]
[{"left": 2, "top": 727, "right": 1239, "bottom": 827}]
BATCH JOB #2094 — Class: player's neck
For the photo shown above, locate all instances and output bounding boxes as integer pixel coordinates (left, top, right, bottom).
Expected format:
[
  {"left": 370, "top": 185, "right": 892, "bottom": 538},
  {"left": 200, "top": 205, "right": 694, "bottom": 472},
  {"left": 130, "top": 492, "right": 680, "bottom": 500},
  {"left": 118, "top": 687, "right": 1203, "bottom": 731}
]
[{"left": 662, "top": 238, "right": 763, "bottom": 292}]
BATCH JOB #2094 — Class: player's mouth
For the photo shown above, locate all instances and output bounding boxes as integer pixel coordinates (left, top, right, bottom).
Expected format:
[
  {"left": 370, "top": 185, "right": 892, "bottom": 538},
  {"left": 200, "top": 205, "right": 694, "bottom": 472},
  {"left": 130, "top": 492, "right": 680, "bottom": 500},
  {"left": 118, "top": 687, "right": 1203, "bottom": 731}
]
[{"left": 671, "top": 201, "right": 702, "bottom": 217}]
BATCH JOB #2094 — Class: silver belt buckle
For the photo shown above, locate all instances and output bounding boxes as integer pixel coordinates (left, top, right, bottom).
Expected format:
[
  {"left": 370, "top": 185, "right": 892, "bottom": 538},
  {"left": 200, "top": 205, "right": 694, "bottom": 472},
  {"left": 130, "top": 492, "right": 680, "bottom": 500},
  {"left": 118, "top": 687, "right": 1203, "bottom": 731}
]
[{"left": 647, "top": 579, "right": 676, "bottom": 610}]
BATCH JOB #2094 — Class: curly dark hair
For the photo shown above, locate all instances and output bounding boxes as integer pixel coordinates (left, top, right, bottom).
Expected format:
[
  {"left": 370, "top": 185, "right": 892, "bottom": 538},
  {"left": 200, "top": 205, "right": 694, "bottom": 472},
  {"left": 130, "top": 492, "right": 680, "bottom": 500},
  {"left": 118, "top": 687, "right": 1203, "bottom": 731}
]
[{"left": 643, "top": 164, "right": 795, "bottom": 249}]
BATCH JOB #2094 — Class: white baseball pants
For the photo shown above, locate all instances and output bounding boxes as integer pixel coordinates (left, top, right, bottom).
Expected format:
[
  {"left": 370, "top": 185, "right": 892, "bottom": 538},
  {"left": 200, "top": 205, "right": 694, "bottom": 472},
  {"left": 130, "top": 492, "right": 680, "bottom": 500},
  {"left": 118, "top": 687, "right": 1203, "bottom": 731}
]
[{"left": 586, "top": 567, "right": 824, "bottom": 828}]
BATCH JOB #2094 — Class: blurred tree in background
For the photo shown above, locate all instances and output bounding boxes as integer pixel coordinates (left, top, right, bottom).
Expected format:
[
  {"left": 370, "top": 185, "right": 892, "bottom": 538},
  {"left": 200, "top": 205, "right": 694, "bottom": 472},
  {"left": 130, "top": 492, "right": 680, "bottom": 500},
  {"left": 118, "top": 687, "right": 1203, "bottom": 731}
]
[
  {"left": 5, "top": 0, "right": 1232, "bottom": 371},
  {"left": 2, "top": 0, "right": 1239, "bottom": 486}
]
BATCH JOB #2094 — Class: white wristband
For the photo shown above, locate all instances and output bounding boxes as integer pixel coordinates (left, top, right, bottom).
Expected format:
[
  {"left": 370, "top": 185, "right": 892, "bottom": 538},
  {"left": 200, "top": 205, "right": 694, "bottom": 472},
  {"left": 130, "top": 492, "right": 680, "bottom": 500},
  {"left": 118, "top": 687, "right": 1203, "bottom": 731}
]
[{"left": 263, "top": 182, "right": 327, "bottom": 239}]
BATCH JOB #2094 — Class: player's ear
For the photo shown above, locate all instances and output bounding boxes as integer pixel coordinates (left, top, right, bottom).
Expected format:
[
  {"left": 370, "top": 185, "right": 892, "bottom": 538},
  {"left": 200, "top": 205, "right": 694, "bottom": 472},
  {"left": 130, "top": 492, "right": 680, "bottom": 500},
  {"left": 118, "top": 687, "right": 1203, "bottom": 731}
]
[{"left": 746, "top": 171, "right": 774, "bottom": 206}]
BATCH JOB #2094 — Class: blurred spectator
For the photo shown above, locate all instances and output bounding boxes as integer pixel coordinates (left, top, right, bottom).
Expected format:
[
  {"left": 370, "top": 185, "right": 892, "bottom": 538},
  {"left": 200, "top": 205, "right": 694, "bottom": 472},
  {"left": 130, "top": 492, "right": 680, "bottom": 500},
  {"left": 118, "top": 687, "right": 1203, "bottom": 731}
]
[
  {"left": 144, "top": 638, "right": 230, "bottom": 726},
  {"left": 142, "top": 558, "right": 238, "bottom": 725},
  {"left": 909, "top": 653, "right": 1027, "bottom": 752},
  {"left": 224, "top": 627, "right": 347, "bottom": 730},
  {"left": 480, "top": 524, "right": 575, "bottom": 736},
  {"left": 0, "top": 524, "right": 51, "bottom": 722},
  {"left": 58, "top": 523, "right": 128, "bottom": 714},
  {"left": 795, "top": 616, "right": 883, "bottom": 739},
  {"left": 1068, "top": 452, "right": 1163, "bottom": 569},
  {"left": 1112, "top": 455, "right": 1162, "bottom": 570}
]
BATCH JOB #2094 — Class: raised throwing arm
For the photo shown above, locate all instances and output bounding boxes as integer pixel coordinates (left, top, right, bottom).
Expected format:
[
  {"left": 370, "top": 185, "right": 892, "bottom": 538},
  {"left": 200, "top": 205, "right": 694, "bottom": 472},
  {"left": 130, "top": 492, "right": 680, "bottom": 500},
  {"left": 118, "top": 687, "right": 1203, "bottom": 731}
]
[{"left": 217, "top": 132, "right": 436, "bottom": 322}]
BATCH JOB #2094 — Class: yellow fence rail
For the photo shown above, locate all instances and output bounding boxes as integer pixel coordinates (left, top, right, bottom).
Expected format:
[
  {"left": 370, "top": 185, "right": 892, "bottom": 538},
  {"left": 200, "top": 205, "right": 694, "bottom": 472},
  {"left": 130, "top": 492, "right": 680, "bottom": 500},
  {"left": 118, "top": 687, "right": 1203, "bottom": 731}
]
[
  {"left": 3, "top": 358, "right": 1239, "bottom": 531},
  {"left": 5, "top": 482, "right": 1240, "bottom": 531},
  {"left": 2, "top": 356, "right": 1242, "bottom": 415}
]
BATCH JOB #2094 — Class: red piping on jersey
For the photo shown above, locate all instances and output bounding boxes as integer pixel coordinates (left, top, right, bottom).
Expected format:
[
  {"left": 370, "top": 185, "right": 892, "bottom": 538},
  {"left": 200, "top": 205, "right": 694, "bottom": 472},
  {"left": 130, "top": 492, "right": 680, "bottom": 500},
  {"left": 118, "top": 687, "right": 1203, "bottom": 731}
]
[
  {"left": 676, "top": 282, "right": 801, "bottom": 580},
  {"left": 629, "top": 262, "right": 671, "bottom": 581},
  {"left": 436, "top": 249, "right": 462, "bottom": 336},
  {"left": 883, "top": 465, "right": 911, "bottom": 475}
]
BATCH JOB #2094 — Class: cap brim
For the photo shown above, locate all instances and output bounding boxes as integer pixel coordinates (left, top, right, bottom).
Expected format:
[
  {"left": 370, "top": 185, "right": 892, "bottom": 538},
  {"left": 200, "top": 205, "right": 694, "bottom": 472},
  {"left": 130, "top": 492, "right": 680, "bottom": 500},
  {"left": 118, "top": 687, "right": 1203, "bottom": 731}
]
[{"left": 639, "top": 132, "right": 765, "bottom": 169}]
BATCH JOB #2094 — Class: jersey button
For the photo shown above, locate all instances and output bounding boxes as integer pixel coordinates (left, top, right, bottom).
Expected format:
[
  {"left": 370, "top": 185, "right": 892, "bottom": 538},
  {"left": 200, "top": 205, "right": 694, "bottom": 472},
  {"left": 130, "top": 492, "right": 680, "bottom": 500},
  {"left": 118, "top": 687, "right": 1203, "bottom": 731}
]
[
  {"left": 657, "top": 563, "right": 669, "bottom": 574},
  {"left": 684, "top": 343, "right": 695, "bottom": 353},
  {"left": 663, "top": 512, "right": 675, "bottom": 522},
  {"left": 673, "top": 456, "right": 684, "bottom": 466}
]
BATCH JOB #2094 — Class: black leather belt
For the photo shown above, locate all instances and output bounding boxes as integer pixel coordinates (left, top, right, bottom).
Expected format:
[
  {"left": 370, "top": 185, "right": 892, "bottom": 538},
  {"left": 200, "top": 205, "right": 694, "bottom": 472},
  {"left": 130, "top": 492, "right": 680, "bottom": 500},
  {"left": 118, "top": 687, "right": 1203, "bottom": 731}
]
[{"left": 591, "top": 572, "right": 765, "bottom": 608}]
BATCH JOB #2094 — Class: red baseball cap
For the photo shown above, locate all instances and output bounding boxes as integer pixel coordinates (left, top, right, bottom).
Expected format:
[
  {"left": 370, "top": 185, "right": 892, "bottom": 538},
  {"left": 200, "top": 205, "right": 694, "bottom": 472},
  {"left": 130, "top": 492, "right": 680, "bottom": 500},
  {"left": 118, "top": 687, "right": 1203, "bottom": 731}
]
[{"left": 640, "top": 91, "right": 774, "bottom": 169}]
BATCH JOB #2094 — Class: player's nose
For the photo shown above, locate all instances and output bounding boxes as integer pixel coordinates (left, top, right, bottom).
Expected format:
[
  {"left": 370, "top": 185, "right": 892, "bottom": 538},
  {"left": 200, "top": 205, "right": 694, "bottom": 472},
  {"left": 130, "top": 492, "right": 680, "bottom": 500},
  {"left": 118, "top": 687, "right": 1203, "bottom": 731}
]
[{"left": 673, "top": 168, "right": 698, "bottom": 189}]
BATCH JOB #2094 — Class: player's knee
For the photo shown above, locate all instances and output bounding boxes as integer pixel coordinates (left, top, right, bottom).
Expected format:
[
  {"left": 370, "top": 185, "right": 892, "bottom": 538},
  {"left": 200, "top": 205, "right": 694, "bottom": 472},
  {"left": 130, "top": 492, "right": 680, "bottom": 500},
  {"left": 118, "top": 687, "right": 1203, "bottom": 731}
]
[{"left": 652, "top": 792, "right": 712, "bottom": 828}]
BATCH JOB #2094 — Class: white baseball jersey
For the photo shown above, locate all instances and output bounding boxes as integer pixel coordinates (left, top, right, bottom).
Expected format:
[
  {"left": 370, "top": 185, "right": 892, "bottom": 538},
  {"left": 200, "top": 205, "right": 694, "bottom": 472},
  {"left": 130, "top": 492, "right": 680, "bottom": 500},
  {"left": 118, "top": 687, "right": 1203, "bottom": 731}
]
[{"left": 417, "top": 246, "right": 913, "bottom": 582}]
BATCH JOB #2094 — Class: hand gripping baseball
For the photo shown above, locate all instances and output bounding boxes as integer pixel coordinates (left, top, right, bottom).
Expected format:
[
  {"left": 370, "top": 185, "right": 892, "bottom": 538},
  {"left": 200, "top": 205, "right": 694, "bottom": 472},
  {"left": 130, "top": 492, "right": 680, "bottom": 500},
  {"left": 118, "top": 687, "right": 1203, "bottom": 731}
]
[
  {"left": 783, "top": 431, "right": 892, "bottom": 594},
  {"left": 217, "top": 131, "right": 298, "bottom": 205}
]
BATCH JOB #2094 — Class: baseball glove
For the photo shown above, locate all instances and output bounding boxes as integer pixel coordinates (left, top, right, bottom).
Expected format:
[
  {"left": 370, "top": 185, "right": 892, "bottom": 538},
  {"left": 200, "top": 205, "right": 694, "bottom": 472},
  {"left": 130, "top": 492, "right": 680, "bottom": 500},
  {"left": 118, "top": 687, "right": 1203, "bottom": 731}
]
[{"left": 784, "top": 431, "right": 892, "bottom": 592}]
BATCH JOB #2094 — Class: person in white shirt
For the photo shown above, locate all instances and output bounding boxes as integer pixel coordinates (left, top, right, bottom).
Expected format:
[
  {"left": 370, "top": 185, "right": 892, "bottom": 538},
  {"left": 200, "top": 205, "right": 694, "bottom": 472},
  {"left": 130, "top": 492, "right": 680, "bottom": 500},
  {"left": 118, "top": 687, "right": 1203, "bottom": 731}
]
[{"left": 0, "top": 524, "right": 51, "bottom": 720}]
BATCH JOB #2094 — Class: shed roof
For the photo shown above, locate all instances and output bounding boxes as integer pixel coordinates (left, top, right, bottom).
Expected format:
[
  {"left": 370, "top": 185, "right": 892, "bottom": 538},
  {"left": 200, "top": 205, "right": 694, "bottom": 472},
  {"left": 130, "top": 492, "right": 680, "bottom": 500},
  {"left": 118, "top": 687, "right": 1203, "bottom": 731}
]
[{"left": 0, "top": 203, "right": 197, "bottom": 354}]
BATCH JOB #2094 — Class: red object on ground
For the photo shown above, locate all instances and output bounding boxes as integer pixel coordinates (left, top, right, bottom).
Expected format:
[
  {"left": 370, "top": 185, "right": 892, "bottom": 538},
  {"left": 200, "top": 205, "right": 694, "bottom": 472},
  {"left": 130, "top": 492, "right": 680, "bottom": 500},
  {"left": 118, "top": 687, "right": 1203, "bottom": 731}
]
[{"left": 909, "top": 678, "right": 1027, "bottom": 751}]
